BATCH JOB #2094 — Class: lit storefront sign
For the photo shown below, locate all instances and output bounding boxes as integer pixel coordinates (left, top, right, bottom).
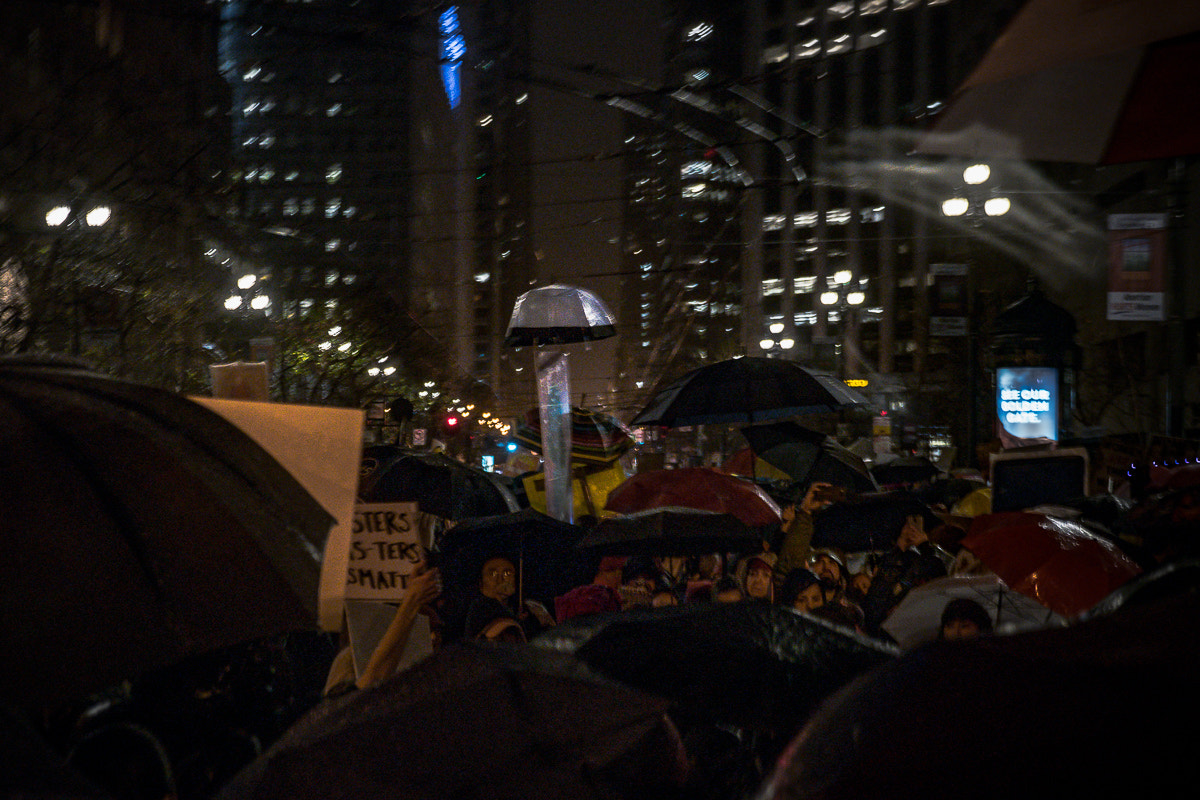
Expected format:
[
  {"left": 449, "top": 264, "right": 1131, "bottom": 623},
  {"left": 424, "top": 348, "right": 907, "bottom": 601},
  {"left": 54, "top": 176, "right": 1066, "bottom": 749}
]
[{"left": 996, "top": 367, "right": 1058, "bottom": 444}]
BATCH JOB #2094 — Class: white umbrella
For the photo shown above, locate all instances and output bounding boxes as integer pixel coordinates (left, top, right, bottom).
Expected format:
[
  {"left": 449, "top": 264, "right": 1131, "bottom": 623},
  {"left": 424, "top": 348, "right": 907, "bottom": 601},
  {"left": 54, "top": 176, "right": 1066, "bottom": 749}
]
[
  {"left": 504, "top": 284, "right": 617, "bottom": 524},
  {"left": 504, "top": 284, "right": 617, "bottom": 347},
  {"left": 882, "top": 574, "right": 1065, "bottom": 650}
]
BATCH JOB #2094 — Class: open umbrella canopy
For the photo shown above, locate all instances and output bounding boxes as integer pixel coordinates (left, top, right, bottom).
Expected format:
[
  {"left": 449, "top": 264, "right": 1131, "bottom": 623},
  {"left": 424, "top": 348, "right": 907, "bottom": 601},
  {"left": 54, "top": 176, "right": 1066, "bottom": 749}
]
[
  {"left": 538, "top": 602, "right": 898, "bottom": 733},
  {"left": 810, "top": 491, "right": 943, "bottom": 553},
  {"left": 757, "top": 588, "right": 1200, "bottom": 799},
  {"left": 433, "top": 508, "right": 595, "bottom": 610},
  {"left": 630, "top": 357, "right": 868, "bottom": 428},
  {"left": 881, "top": 574, "right": 1066, "bottom": 650},
  {"left": 503, "top": 284, "right": 617, "bottom": 347},
  {"left": 918, "top": 0, "right": 1200, "bottom": 165},
  {"left": 604, "top": 467, "right": 782, "bottom": 527},
  {"left": 577, "top": 507, "right": 765, "bottom": 557},
  {"left": 740, "top": 422, "right": 877, "bottom": 493},
  {"left": 961, "top": 511, "right": 1142, "bottom": 618},
  {"left": 0, "top": 356, "right": 333, "bottom": 715},
  {"left": 218, "top": 643, "right": 687, "bottom": 800},
  {"left": 358, "top": 447, "right": 519, "bottom": 520},
  {"left": 514, "top": 406, "right": 633, "bottom": 466},
  {"left": 870, "top": 455, "right": 944, "bottom": 488}
]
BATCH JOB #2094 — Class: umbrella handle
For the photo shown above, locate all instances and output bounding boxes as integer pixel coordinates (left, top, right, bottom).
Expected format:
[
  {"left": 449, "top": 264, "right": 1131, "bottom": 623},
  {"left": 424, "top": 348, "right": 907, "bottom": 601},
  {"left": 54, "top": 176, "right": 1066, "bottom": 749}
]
[{"left": 576, "top": 465, "right": 597, "bottom": 517}]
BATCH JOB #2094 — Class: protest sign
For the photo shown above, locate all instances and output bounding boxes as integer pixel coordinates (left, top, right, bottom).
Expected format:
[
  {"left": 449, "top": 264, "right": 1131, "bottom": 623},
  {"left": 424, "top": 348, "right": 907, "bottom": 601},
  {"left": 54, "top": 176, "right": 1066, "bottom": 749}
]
[{"left": 345, "top": 502, "right": 424, "bottom": 602}]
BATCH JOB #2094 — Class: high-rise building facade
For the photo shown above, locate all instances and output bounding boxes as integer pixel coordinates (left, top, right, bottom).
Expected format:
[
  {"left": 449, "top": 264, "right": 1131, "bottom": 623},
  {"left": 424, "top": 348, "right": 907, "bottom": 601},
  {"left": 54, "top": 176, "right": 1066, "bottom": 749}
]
[
  {"left": 219, "top": 0, "right": 537, "bottom": 417},
  {"left": 744, "top": 0, "right": 1024, "bottom": 451}
]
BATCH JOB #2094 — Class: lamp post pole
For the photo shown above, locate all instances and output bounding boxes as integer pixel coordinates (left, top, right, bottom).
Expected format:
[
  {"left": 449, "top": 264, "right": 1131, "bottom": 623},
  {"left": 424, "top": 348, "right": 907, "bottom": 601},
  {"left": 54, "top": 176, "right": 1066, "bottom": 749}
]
[
  {"left": 819, "top": 270, "right": 865, "bottom": 380},
  {"left": 942, "top": 163, "right": 1009, "bottom": 467}
]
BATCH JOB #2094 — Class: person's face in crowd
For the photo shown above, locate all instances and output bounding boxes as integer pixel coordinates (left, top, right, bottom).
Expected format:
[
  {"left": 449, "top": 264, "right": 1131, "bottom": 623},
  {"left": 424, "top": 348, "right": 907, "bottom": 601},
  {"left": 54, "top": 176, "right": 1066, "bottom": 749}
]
[
  {"left": 851, "top": 571, "right": 873, "bottom": 596},
  {"left": 808, "top": 553, "right": 842, "bottom": 585},
  {"left": 715, "top": 586, "right": 743, "bottom": 603},
  {"left": 793, "top": 583, "right": 827, "bottom": 613},
  {"left": 745, "top": 564, "right": 773, "bottom": 601},
  {"left": 942, "top": 617, "right": 982, "bottom": 640},
  {"left": 480, "top": 557, "right": 516, "bottom": 602},
  {"left": 619, "top": 573, "right": 656, "bottom": 609},
  {"left": 697, "top": 554, "right": 721, "bottom": 579}
]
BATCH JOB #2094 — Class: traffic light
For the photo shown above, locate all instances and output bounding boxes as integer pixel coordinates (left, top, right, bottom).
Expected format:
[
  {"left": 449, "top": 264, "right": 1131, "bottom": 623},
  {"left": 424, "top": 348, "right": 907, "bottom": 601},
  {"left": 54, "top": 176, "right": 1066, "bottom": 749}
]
[{"left": 438, "top": 412, "right": 461, "bottom": 437}]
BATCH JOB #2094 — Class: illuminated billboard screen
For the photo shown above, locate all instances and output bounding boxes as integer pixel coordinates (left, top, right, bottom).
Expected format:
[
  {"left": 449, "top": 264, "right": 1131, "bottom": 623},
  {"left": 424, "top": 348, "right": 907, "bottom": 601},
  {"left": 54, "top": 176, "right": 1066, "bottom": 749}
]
[{"left": 996, "top": 367, "right": 1058, "bottom": 445}]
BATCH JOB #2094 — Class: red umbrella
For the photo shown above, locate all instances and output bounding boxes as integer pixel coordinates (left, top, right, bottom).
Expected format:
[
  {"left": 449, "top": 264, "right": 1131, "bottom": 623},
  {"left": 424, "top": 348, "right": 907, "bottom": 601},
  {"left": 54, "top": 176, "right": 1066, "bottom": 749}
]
[
  {"left": 603, "top": 467, "right": 782, "bottom": 527},
  {"left": 919, "top": 0, "right": 1200, "bottom": 164},
  {"left": 960, "top": 512, "right": 1142, "bottom": 618}
]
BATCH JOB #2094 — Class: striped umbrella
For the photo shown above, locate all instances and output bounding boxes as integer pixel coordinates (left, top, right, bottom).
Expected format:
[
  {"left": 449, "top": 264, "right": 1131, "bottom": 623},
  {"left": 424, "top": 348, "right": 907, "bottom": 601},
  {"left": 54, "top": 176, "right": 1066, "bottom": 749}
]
[{"left": 515, "top": 406, "right": 633, "bottom": 466}]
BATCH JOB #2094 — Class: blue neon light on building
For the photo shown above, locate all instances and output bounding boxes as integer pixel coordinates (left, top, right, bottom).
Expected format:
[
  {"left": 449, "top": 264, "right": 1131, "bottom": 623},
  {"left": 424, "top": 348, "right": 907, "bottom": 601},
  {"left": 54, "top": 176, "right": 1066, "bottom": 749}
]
[{"left": 439, "top": 7, "right": 464, "bottom": 109}]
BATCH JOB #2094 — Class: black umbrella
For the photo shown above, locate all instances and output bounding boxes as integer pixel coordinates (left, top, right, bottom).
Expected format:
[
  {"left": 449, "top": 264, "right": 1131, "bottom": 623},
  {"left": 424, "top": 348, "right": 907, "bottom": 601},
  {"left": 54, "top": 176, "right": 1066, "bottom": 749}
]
[
  {"left": 358, "top": 447, "right": 519, "bottom": 520},
  {"left": 810, "top": 491, "right": 943, "bottom": 553},
  {"left": 217, "top": 643, "right": 687, "bottom": 800},
  {"left": 2, "top": 702, "right": 112, "bottom": 799},
  {"left": 576, "top": 507, "right": 766, "bottom": 556},
  {"left": 741, "top": 422, "right": 878, "bottom": 493},
  {"left": 757, "top": 588, "right": 1200, "bottom": 799},
  {"left": 537, "top": 602, "right": 898, "bottom": 733},
  {"left": 0, "top": 355, "right": 332, "bottom": 715},
  {"left": 433, "top": 508, "right": 595, "bottom": 609},
  {"left": 630, "top": 357, "right": 869, "bottom": 428},
  {"left": 869, "top": 455, "right": 944, "bottom": 488}
]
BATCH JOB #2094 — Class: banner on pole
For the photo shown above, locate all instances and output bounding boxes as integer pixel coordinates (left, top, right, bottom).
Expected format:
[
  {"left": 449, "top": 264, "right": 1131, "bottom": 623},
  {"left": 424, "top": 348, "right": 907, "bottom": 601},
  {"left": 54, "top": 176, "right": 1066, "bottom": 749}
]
[{"left": 1107, "top": 213, "right": 1167, "bottom": 321}]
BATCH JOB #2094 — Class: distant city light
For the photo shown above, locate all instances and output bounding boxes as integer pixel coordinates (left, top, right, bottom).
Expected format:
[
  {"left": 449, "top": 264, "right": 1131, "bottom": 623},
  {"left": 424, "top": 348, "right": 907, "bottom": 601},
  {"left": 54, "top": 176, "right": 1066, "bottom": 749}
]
[
  {"left": 84, "top": 206, "right": 111, "bottom": 226},
  {"left": 984, "top": 197, "right": 1011, "bottom": 216},
  {"left": 941, "top": 197, "right": 969, "bottom": 217},
  {"left": 963, "top": 163, "right": 991, "bottom": 184},
  {"left": 45, "top": 206, "right": 71, "bottom": 226}
]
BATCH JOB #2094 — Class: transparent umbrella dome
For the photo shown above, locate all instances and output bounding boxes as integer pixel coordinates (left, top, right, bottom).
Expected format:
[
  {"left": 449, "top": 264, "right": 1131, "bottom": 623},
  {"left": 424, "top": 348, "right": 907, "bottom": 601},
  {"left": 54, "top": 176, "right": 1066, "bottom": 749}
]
[{"left": 504, "top": 284, "right": 617, "bottom": 347}]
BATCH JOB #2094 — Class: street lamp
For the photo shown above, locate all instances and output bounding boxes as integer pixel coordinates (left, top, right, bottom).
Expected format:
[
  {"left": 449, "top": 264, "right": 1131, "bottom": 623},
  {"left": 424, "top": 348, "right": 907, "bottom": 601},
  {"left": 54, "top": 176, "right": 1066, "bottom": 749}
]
[
  {"left": 45, "top": 203, "right": 112, "bottom": 229},
  {"left": 939, "top": 163, "right": 1009, "bottom": 466},
  {"left": 820, "top": 270, "right": 866, "bottom": 377},
  {"left": 942, "top": 163, "right": 1009, "bottom": 219},
  {"left": 758, "top": 321, "right": 796, "bottom": 354}
]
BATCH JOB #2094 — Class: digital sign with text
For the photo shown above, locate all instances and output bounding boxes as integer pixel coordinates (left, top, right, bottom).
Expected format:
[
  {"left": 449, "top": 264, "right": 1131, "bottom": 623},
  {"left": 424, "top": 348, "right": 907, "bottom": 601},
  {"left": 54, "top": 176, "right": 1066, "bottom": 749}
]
[{"left": 996, "top": 367, "right": 1058, "bottom": 443}]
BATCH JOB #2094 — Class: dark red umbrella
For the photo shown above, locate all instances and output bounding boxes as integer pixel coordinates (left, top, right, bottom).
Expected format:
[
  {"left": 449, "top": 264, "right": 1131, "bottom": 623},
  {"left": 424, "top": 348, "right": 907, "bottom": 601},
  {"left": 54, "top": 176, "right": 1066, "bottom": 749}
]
[
  {"left": 603, "top": 467, "right": 782, "bottom": 527},
  {"left": 960, "top": 511, "right": 1142, "bottom": 618},
  {"left": 920, "top": 0, "right": 1200, "bottom": 164}
]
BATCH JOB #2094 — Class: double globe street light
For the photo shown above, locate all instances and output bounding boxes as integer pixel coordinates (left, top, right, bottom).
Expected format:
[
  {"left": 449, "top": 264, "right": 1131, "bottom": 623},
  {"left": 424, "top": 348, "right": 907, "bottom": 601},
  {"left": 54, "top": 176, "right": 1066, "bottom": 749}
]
[
  {"left": 941, "top": 163, "right": 1010, "bottom": 219},
  {"left": 819, "top": 269, "right": 866, "bottom": 379}
]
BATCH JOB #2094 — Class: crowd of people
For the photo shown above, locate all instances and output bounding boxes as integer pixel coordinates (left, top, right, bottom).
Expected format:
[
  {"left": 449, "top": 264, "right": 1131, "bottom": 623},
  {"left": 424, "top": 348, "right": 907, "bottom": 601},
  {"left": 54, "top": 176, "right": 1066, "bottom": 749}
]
[
  {"left": 331, "top": 478, "right": 994, "bottom": 700},
  {"left": 56, "top": 462, "right": 1196, "bottom": 800}
]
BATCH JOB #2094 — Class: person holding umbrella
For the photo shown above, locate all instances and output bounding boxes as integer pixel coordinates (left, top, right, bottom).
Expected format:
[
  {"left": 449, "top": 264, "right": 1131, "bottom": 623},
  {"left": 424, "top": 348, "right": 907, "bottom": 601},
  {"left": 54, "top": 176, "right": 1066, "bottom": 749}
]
[{"left": 773, "top": 482, "right": 846, "bottom": 590}]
